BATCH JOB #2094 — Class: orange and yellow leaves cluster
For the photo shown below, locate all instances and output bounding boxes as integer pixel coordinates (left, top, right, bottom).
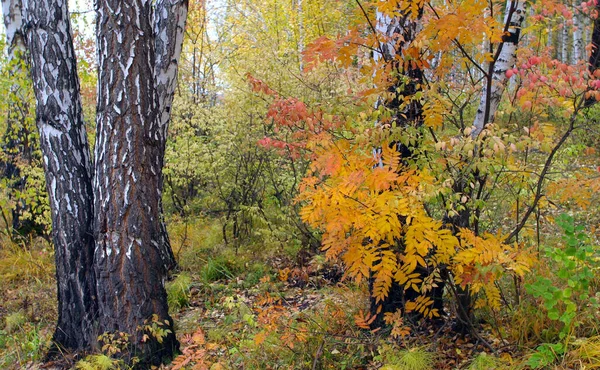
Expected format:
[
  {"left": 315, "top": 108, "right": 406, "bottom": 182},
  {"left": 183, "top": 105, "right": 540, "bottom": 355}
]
[
  {"left": 298, "top": 136, "right": 460, "bottom": 305},
  {"left": 547, "top": 170, "right": 600, "bottom": 210},
  {"left": 303, "top": 30, "right": 363, "bottom": 71},
  {"left": 383, "top": 309, "right": 411, "bottom": 337},
  {"left": 375, "top": 0, "right": 424, "bottom": 19},
  {"left": 453, "top": 229, "right": 534, "bottom": 310},
  {"left": 405, "top": 295, "right": 439, "bottom": 319},
  {"left": 422, "top": 0, "right": 502, "bottom": 55}
]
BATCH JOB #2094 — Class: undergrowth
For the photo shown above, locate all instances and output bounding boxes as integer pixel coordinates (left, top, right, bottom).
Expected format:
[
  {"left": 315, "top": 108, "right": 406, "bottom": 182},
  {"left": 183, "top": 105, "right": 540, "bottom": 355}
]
[{"left": 1, "top": 217, "right": 600, "bottom": 369}]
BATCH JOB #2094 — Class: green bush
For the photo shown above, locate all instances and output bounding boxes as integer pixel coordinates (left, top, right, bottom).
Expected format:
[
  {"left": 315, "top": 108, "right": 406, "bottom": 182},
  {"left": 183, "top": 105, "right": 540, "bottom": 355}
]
[{"left": 526, "top": 214, "right": 600, "bottom": 368}]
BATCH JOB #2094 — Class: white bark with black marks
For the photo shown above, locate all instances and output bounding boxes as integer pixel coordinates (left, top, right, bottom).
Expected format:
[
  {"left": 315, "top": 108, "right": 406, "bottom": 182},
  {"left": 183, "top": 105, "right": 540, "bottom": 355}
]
[
  {"left": 22, "top": 0, "right": 97, "bottom": 351},
  {"left": 562, "top": 17, "right": 569, "bottom": 62},
  {"left": 153, "top": 0, "right": 188, "bottom": 273},
  {"left": 23, "top": 0, "right": 189, "bottom": 362},
  {"left": 573, "top": 1, "right": 583, "bottom": 64},
  {"left": 472, "top": 0, "right": 527, "bottom": 137},
  {"left": 2, "top": 0, "right": 25, "bottom": 60}
]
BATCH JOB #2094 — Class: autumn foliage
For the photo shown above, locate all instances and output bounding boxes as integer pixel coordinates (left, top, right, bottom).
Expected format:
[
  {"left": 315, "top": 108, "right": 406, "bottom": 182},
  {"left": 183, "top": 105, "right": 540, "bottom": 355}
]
[{"left": 251, "top": 0, "right": 600, "bottom": 341}]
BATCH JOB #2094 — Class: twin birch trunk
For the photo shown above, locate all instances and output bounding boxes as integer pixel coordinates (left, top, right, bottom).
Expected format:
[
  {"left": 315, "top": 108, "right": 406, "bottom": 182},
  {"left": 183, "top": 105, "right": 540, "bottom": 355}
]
[{"left": 21, "top": 0, "right": 189, "bottom": 361}]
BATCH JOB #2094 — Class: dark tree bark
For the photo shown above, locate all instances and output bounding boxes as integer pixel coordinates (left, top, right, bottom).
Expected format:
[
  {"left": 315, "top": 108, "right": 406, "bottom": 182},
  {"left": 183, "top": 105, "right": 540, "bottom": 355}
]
[
  {"left": 586, "top": 1, "right": 600, "bottom": 107},
  {"left": 93, "top": 0, "right": 179, "bottom": 363},
  {"left": 370, "top": 4, "right": 436, "bottom": 327},
  {"left": 22, "top": 0, "right": 97, "bottom": 350}
]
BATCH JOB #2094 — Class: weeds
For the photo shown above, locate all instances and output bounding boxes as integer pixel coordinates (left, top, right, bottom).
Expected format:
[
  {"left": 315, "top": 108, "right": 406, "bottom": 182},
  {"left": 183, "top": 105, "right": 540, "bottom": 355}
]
[{"left": 166, "top": 273, "right": 193, "bottom": 312}]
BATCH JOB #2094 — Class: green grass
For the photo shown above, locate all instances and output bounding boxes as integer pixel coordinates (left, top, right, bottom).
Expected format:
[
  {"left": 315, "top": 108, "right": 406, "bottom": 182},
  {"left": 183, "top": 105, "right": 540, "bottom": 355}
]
[
  {"left": 166, "top": 272, "right": 193, "bottom": 311},
  {"left": 200, "top": 256, "right": 237, "bottom": 283}
]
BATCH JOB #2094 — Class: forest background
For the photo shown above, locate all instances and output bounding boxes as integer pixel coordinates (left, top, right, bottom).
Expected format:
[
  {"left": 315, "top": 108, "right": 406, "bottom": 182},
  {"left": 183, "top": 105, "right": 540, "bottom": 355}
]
[{"left": 1, "top": 0, "right": 600, "bottom": 369}]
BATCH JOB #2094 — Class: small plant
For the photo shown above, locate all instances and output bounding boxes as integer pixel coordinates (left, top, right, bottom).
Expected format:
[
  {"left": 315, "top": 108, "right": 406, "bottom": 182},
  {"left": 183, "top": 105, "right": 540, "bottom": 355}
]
[
  {"left": 375, "top": 344, "right": 434, "bottom": 370},
  {"left": 98, "top": 331, "right": 131, "bottom": 357},
  {"left": 4, "top": 310, "right": 27, "bottom": 333},
  {"left": 525, "top": 214, "right": 600, "bottom": 368},
  {"left": 468, "top": 352, "right": 500, "bottom": 370},
  {"left": 166, "top": 272, "right": 193, "bottom": 311},
  {"left": 200, "top": 256, "right": 236, "bottom": 283},
  {"left": 139, "top": 314, "right": 173, "bottom": 344},
  {"left": 76, "top": 354, "right": 126, "bottom": 370}
]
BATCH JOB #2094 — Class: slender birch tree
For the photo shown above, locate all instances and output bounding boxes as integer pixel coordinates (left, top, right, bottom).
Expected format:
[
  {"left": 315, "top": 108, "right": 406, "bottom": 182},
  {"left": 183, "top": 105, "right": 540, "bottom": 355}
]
[
  {"left": 472, "top": 0, "right": 527, "bottom": 136},
  {"left": 2, "top": 0, "right": 25, "bottom": 59},
  {"left": 1, "top": 0, "right": 39, "bottom": 236}
]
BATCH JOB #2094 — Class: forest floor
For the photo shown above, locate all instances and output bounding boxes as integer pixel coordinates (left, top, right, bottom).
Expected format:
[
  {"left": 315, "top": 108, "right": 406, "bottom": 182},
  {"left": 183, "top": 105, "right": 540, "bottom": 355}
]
[{"left": 0, "top": 220, "right": 596, "bottom": 369}]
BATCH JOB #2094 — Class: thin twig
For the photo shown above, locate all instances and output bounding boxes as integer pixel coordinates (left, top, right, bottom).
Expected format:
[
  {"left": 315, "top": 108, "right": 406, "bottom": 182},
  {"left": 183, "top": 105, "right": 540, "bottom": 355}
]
[
  {"left": 504, "top": 101, "right": 581, "bottom": 243},
  {"left": 312, "top": 340, "right": 325, "bottom": 370}
]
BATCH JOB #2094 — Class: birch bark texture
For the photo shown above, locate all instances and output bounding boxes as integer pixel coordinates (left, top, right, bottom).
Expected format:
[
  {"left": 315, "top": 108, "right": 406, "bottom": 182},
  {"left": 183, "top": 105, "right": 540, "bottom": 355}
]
[
  {"left": 154, "top": 0, "right": 189, "bottom": 272},
  {"left": 2, "top": 0, "right": 25, "bottom": 60},
  {"left": 22, "top": 0, "right": 97, "bottom": 350},
  {"left": 93, "top": 0, "right": 180, "bottom": 361},
  {"left": 572, "top": 0, "right": 583, "bottom": 64},
  {"left": 22, "top": 0, "right": 189, "bottom": 362},
  {"left": 1, "top": 0, "right": 34, "bottom": 236},
  {"left": 472, "top": 0, "right": 527, "bottom": 137}
]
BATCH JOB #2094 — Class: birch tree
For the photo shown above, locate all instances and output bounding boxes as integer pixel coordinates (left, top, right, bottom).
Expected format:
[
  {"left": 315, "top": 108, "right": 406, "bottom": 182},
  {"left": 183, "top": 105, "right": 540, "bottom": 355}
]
[
  {"left": 22, "top": 0, "right": 97, "bottom": 351},
  {"left": 23, "top": 0, "right": 189, "bottom": 362},
  {"left": 2, "top": 0, "right": 25, "bottom": 59},
  {"left": 573, "top": 1, "right": 583, "bottom": 64},
  {"left": 369, "top": 2, "right": 431, "bottom": 325},
  {"left": 93, "top": 0, "right": 183, "bottom": 360},
  {"left": 1, "top": 0, "right": 39, "bottom": 235},
  {"left": 472, "top": 0, "right": 527, "bottom": 136}
]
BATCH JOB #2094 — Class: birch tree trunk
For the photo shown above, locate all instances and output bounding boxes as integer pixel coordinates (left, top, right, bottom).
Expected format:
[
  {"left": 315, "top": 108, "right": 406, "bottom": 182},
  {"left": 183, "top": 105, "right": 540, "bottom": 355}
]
[
  {"left": 572, "top": 1, "right": 583, "bottom": 64},
  {"left": 369, "top": 5, "right": 432, "bottom": 327},
  {"left": 1, "top": 0, "right": 37, "bottom": 235},
  {"left": 93, "top": 0, "right": 179, "bottom": 363},
  {"left": 562, "top": 17, "right": 569, "bottom": 62},
  {"left": 297, "top": 0, "right": 304, "bottom": 71},
  {"left": 472, "top": 0, "right": 527, "bottom": 136},
  {"left": 154, "top": 0, "right": 189, "bottom": 273},
  {"left": 2, "top": 0, "right": 25, "bottom": 59},
  {"left": 23, "top": 0, "right": 188, "bottom": 363},
  {"left": 22, "top": 0, "right": 97, "bottom": 351}
]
